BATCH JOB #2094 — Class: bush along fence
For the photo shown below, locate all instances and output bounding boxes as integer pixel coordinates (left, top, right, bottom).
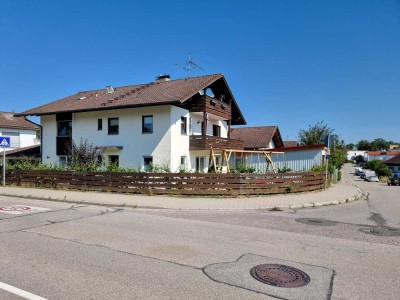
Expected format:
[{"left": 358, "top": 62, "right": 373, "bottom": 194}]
[{"left": 5, "top": 170, "right": 326, "bottom": 196}]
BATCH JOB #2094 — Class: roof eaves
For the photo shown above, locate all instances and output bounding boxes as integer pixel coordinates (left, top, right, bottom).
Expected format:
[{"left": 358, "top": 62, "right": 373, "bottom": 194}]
[{"left": 17, "top": 100, "right": 183, "bottom": 117}]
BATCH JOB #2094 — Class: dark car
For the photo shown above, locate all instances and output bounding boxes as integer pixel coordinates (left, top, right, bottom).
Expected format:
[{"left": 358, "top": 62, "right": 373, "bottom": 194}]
[{"left": 387, "top": 174, "right": 400, "bottom": 186}]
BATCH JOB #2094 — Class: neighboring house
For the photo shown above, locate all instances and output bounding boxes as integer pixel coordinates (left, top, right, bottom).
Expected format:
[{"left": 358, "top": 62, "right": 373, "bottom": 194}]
[
  {"left": 389, "top": 144, "right": 399, "bottom": 150},
  {"left": 366, "top": 151, "right": 400, "bottom": 162},
  {"left": 0, "top": 112, "right": 39, "bottom": 152},
  {"left": 17, "top": 74, "right": 246, "bottom": 172},
  {"left": 229, "top": 126, "right": 324, "bottom": 172},
  {"left": 383, "top": 153, "right": 400, "bottom": 173},
  {"left": 347, "top": 150, "right": 368, "bottom": 161}
]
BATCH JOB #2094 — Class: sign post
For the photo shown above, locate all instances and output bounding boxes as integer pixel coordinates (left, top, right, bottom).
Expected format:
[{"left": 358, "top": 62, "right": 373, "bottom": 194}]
[{"left": 0, "top": 136, "right": 11, "bottom": 186}]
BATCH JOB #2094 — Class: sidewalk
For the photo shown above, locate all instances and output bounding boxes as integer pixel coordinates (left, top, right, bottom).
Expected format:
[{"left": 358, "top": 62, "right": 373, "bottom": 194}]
[{"left": 0, "top": 179, "right": 362, "bottom": 210}]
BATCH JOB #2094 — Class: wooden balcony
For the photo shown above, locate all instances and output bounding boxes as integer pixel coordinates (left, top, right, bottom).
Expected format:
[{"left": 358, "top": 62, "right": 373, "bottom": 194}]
[
  {"left": 190, "top": 135, "right": 244, "bottom": 151},
  {"left": 189, "top": 95, "right": 231, "bottom": 120}
]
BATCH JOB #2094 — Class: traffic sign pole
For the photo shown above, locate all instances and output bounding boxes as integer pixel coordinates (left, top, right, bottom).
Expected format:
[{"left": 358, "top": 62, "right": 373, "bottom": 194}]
[
  {"left": 0, "top": 136, "right": 10, "bottom": 186},
  {"left": 2, "top": 147, "right": 5, "bottom": 186}
]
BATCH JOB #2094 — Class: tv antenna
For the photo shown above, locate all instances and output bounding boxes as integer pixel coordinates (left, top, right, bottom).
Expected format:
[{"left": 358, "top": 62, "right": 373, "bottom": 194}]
[{"left": 175, "top": 53, "right": 204, "bottom": 77}]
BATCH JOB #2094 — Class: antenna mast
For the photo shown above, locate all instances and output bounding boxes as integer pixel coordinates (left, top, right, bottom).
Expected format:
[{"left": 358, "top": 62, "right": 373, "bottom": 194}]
[{"left": 176, "top": 53, "right": 204, "bottom": 77}]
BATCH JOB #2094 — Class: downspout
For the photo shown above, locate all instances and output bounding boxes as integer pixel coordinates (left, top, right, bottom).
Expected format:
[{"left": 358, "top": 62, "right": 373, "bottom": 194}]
[{"left": 38, "top": 123, "right": 43, "bottom": 163}]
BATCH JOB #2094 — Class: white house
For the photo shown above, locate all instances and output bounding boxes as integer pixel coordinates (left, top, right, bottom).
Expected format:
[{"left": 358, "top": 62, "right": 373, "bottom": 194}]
[
  {"left": 18, "top": 74, "right": 246, "bottom": 172},
  {"left": 0, "top": 112, "right": 39, "bottom": 152},
  {"left": 347, "top": 150, "right": 368, "bottom": 162}
]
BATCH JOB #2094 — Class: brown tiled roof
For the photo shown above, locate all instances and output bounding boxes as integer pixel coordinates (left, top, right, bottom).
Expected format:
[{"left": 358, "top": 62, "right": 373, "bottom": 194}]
[
  {"left": 283, "top": 140, "right": 299, "bottom": 147},
  {"left": 230, "top": 126, "right": 284, "bottom": 149},
  {"left": 278, "top": 144, "right": 325, "bottom": 152},
  {"left": 367, "top": 151, "right": 400, "bottom": 156},
  {"left": 384, "top": 153, "right": 400, "bottom": 166},
  {"left": 0, "top": 112, "right": 39, "bottom": 130},
  {"left": 17, "top": 74, "right": 245, "bottom": 124}
]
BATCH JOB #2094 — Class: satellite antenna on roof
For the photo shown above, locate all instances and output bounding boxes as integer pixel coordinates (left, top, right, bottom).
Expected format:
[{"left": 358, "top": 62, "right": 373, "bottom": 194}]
[{"left": 175, "top": 53, "right": 204, "bottom": 78}]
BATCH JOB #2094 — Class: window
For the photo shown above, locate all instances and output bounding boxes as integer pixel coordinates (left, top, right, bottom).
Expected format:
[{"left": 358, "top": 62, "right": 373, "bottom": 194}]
[
  {"left": 57, "top": 121, "right": 72, "bottom": 136},
  {"left": 195, "top": 157, "right": 205, "bottom": 173},
  {"left": 181, "top": 117, "right": 187, "bottom": 135},
  {"left": 98, "top": 119, "right": 102, "bottom": 131},
  {"left": 180, "top": 156, "right": 187, "bottom": 166},
  {"left": 213, "top": 125, "right": 221, "bottom": 137},
  {"left": 142, "top": 115, "right": 153, "bottom": 133},
  {"left": 108, "top": 155, "right": 119, "bottom": 167},
  {"left": 97, "top": 155, "right": 103, "bottom": 167},
  {"left": 143, "top": 156, "right": 153, "bottom": 172},
  {"left": 108, "top": 118, "right": 119, "bottom": 135},
  {"left": 59, "top": 156, "right": 68, "bottom": 167}
]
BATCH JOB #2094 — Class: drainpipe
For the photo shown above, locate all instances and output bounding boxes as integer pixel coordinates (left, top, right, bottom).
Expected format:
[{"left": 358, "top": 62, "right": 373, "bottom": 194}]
[{"left": 38, "top": 123, "right": 43, "bottom": 163}]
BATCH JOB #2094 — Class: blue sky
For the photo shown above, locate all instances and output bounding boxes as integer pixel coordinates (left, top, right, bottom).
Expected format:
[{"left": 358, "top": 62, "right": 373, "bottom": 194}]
[{"left": 1, "top": 0, "right": 399, "bottom": 144}]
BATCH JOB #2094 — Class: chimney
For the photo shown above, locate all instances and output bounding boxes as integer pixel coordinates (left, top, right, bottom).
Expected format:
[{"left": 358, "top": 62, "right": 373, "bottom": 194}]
[{"left": 155, "top": 74, "right": 171, "bottom": 82}]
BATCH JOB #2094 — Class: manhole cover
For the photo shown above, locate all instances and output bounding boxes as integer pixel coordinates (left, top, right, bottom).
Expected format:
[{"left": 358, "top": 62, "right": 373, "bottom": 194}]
[
  {"left": 295, "top": 218, "right": 337, "bottom": 226},
  {"left": 250, "top": 264, "right": 310, "bottom": 288},
  {"left": 359, "top": 226, "right": 400, "bottom": 237}
]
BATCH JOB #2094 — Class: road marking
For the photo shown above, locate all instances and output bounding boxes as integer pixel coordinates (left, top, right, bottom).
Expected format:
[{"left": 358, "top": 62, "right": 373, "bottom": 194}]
[
  {"left": 0, "top": 281, "right": 47, "bottom": 300},
  {"left": 0, "top": 205, "right": 50, "bottom": 215}
]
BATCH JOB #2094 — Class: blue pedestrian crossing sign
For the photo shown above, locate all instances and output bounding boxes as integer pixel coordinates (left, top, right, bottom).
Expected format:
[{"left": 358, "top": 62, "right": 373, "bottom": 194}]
[{"left": 0, "top": 136, "right": 10, "bottom": 148}]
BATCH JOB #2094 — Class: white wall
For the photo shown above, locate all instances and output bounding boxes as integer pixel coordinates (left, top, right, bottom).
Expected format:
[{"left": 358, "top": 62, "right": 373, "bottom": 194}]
[
  {"left": 72, "top": 106, "right": 175, "bottom": 169},
  {"left": 170, "top": 106, "right": 190, "bottom": 171},
  {"left": 231, "top": 149, "right": 323, "bottom": 173},
  {"left": 41, "top": 115, "right": 57, "bottom": 164},
  {"left": 41, "top": 106, "right": 195, "bottom": 170}
]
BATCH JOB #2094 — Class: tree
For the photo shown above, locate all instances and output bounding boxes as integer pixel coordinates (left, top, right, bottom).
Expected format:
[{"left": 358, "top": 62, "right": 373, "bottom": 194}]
[
  {"left": 66, "top": 138, "right": 104, "bottom": 171},
  {"left": 346, "top": 143, "right": 356, "bottom": 150},
  {"left": 298, "top": 121, "right": 334, "bottom": 145},
  {"left": 364, "top": 159, "right": 392, "bottom": 177},
  {"left": 357, "top": 139, "right": 371, "bottom": 151},
  {"left": 370, "top": 138, "right": 390, "bottom": 151}
]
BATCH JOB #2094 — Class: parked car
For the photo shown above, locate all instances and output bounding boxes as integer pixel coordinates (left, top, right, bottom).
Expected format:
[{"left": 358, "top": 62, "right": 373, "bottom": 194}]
[
  {"left": 354, "top": 167, "right": 363, "bottom": 176},
  {"left": 387, "top": 174, "right": 400, "bottom": 186},
  {"left": 361, "top": 170, "right": 376, "bottom": 180},
  {"left": 366, "top": 176, "right": 379, "bottom": 182}
]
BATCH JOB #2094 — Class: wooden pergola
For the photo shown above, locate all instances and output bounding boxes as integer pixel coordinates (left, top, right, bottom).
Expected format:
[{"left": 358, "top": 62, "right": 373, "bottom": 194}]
[{"left": 208, "top": 148, "right": 284, "bottom": 173}]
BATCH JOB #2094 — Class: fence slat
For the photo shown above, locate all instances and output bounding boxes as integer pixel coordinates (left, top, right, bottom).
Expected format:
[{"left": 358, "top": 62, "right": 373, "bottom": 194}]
[{"left": 5, "top": 170, "right": 326, "bottom": 196}]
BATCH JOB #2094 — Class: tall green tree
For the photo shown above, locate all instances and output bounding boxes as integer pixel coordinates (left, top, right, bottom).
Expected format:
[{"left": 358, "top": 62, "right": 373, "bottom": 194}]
[
  {"left": 298, "top": 121, "right": 334, "bottom": 145},
  {"left": 370, "top": 138, "right": 390, "bottom": 151},
  {"left": 357, "top": 139, "right": 371, "bottom": 150}
]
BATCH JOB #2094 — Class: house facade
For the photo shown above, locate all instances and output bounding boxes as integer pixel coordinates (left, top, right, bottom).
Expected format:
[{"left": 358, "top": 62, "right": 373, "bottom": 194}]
[
  {"left": 384, "top": 153, "right": 400, "bottom": 173},
  {"left": 18, "top": 74, "right": 246, "bottom": 172},
  {"left": 366, "top": 151, "right": 400, "bottom": 162},
  {"left": 0, "top": 112, "right": 39, "bottom": 152}
]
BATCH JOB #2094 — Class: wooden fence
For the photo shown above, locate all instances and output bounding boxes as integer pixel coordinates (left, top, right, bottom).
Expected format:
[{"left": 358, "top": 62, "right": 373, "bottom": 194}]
[{"left": 5, "top": 170, "right": 325, "bottom": 196}]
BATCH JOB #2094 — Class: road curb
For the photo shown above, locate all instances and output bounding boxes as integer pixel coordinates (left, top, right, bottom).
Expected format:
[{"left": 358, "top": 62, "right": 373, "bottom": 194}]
[{"left": 0, "top": 184, "right": 364, "bottom": 211}]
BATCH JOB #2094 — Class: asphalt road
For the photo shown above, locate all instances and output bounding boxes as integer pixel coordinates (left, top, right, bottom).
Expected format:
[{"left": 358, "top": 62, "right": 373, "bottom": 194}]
[{"left": 0, "top": 164, "right": 399, "bottom": 299}]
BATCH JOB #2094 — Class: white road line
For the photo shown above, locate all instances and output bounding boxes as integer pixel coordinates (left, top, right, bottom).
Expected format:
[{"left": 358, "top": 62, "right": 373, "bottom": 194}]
[{"left": 0, "top": 282, "right": 47, "bottom": 300}]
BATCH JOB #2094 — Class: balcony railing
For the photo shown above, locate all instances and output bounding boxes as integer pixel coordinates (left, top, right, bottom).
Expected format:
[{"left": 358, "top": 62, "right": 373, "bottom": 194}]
[
  {"left": 189, "top": 95, "right": 232, "bottom": 120},
  {"left": 189, "top": 135, "right": 244, "bottom": 151}
]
